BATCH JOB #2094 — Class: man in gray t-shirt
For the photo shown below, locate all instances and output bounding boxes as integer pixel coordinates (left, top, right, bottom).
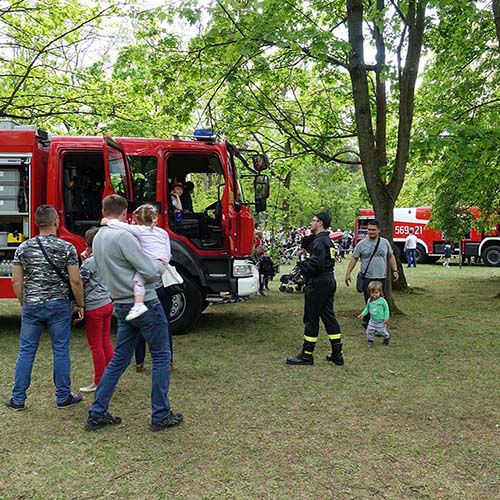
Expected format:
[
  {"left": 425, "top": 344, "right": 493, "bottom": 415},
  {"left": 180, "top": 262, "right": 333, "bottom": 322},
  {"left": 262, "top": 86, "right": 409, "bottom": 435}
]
[
  {"left": 85, "top": 194, "right": 183, "bottom": 433},
  {"left": 345, "top": 220, "right": 399, "bottom": 326}
]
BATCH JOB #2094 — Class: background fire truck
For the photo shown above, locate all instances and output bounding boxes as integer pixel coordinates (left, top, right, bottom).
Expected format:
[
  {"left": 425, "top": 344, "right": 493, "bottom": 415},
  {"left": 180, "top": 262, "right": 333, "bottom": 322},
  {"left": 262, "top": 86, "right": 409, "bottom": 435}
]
[
  {"left": 0, "top": 121, "right": 270, "bottom": 333},
  {"left": 355, "top": 207, "right": 500, "bottom": 267}
]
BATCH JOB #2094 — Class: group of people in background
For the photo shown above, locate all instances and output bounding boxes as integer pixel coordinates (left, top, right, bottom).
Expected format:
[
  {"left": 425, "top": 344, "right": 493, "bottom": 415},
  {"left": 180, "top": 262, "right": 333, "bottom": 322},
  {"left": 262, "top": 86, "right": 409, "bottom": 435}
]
[{"left": 273, "top": 226, "right": 354, "bottom": 253}]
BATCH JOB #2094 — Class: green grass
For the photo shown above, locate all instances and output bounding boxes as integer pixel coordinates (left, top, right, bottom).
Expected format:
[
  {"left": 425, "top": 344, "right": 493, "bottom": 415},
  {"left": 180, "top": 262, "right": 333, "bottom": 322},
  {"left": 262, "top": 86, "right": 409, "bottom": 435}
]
[{"left": 1, "top": 259, "right": 499, "bottom": 499}]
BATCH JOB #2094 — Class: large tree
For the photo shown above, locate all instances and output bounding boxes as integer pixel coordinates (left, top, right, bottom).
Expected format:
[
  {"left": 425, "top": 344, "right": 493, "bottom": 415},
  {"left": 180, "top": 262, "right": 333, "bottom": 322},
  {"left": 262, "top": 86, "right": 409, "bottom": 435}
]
[
  {"left": 346, "top": 0, "right": 426, "bottom": 242},
  {"left": 174, "top": 0, "right": 430, "bottom": 294}
]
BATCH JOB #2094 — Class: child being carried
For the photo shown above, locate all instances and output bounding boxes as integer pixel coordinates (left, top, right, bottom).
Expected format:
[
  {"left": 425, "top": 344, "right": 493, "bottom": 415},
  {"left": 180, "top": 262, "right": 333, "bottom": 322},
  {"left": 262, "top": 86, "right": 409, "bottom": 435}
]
[{"left": 104, "top": 204, "right": 171, "bottom": 321}]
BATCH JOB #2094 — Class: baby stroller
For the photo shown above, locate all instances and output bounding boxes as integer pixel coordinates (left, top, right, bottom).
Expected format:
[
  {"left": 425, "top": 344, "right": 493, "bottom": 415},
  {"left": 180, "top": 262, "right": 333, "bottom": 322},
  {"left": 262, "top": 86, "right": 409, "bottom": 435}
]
[{"left": 279, "top": 263, "right": 306, "bottom": 293}]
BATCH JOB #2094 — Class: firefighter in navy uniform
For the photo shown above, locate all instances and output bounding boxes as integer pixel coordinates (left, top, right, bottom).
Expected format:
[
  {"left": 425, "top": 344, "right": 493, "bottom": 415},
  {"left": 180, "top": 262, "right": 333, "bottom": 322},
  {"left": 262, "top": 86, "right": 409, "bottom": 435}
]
[{"left": 286, "top": 212, "right": 344, "bottom": 366}]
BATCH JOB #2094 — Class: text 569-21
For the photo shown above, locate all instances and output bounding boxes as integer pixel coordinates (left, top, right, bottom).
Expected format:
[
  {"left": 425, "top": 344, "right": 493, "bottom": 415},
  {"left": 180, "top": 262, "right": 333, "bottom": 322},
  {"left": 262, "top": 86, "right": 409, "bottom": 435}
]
[{"left": 394, "top": 225, "right": 423, "bottom": 236}]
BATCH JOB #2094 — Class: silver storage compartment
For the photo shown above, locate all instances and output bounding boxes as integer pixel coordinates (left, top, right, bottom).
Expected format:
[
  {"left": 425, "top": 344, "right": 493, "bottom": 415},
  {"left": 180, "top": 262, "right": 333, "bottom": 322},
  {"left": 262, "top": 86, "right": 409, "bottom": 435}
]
[
  {"left": 0, "top": 184, "right": 18, "bottom": 198},
  {"left": 0, "top": 199, "right": 18, "bottom": 212},
  {"left": 0, "top": 169, "right": 21, "bottom": 183}
]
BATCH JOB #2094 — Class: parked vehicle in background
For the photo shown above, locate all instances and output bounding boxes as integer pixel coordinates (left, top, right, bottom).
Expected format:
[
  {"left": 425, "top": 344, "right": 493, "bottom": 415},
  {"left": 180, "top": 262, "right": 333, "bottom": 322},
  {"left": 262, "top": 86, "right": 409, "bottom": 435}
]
[
  {"left": 0, "top": 121, "right": 270, "bottom": 333},
  {"left": 355, "top": 207, "right": 500, "bottom": 267}
]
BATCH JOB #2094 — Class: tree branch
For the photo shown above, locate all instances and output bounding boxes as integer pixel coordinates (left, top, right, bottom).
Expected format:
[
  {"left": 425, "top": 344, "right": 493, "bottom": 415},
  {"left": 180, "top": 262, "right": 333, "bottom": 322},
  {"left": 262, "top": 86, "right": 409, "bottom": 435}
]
[{"left": 0, "top": 5, "right": 114, "bottom": 114}]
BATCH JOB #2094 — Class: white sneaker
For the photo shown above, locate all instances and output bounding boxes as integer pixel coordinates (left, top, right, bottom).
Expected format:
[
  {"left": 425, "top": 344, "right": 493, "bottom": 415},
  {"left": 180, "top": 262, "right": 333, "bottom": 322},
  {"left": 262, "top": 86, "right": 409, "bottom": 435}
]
[
  {"left": 79, "top": 383, "right": 97, "bottom": 393},
  {"left": 126, "top": 304, "right": 148, "bottom": 321}
]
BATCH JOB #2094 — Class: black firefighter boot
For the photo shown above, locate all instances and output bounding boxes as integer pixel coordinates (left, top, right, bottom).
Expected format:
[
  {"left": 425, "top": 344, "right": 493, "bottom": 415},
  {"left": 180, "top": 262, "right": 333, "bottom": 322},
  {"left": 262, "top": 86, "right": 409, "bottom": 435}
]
[
  {"left": 286, "top": 351, "right": 314, "bottom": 365},
  {"left": 326, "top": 342, "right": 344, "bottom": 366}
]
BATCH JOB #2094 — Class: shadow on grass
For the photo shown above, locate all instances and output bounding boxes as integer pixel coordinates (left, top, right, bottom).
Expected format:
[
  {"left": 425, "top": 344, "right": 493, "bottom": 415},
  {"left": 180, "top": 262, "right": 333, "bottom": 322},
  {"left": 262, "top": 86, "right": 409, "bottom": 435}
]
[
  {"left": 397, "top": 286, "right": 427, "bottom": 294},
  {"left": 0, "top": 315, "right": 21, "bottom": 333},
  {"left": 194, "top": 307, "right": 257, "bottom": 336}
]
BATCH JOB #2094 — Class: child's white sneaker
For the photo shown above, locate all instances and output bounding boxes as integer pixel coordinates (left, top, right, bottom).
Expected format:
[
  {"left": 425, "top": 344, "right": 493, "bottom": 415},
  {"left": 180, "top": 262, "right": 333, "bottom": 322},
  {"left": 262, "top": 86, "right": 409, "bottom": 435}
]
[
  {"left": 79, "top": 383, "right": 97, "bottom": 393},
  {"left": 126, "top": 304, "right": 148, "bottom": 321}
]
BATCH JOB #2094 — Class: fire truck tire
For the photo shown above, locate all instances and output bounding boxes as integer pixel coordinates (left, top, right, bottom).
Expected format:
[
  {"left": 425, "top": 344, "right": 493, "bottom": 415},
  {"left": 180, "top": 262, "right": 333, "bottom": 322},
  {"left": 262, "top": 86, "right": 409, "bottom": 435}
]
[
  {"left": 415, "top": 243, "right": 427, "bottom": 264},
  {"left": 169, "top": 272, "right": 202, "bottom": 335},
  {"left": 483, "top": 245, "right": 500, "bottom": 267}
]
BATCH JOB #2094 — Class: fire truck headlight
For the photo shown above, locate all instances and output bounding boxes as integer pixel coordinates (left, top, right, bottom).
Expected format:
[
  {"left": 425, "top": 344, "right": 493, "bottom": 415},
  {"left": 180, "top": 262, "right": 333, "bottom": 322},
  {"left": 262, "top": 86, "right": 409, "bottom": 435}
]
[{"left": 233, "top": 261, "right": 254, "bottom": 277}]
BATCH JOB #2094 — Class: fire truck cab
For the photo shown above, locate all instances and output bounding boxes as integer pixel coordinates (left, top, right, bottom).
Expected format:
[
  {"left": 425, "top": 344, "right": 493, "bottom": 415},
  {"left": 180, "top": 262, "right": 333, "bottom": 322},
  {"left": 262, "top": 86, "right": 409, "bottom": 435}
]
[{"left": 0, "top": 121, "right": 270, "bottom": 333}]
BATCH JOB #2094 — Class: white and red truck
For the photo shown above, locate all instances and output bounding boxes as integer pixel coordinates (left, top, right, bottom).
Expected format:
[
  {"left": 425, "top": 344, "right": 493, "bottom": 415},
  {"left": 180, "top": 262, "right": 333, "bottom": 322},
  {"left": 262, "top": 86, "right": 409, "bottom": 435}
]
[
  {"left": 354, "top": 207, "right": 500, "bottom": 266},
  {"left": 0, "top": 121, "right": 270, "bottom": 333}
]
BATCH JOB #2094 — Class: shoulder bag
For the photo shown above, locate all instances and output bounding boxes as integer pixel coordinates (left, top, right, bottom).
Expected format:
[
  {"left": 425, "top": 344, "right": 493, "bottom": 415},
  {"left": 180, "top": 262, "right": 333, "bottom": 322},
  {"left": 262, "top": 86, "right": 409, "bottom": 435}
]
[
  {"left": 35, "top": 236, "right": 75, "bottom": 302},
  {"left": 356, "top": 237, "right": 380, "bottom": 293}
]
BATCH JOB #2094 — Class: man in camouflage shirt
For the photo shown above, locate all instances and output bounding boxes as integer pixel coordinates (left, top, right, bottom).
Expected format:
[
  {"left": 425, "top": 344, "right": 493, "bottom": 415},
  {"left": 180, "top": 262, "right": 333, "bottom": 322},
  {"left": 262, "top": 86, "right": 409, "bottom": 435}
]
[{"left": 6, "top": 205, "right": 84, "bottom": 411}]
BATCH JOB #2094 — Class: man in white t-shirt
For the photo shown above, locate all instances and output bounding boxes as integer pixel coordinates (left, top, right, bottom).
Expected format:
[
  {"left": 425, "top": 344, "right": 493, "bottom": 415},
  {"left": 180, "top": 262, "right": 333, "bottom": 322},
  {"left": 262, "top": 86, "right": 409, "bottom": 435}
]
[{"left": 404, "top": 228, "right": 418, "bottom": 267}]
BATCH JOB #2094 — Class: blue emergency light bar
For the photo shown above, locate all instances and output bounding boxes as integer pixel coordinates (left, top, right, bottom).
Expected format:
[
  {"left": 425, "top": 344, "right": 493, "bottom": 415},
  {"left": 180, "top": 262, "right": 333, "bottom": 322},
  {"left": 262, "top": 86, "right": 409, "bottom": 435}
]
[{"left": 193, "top": 129, "right": 215, "bottom": 142}]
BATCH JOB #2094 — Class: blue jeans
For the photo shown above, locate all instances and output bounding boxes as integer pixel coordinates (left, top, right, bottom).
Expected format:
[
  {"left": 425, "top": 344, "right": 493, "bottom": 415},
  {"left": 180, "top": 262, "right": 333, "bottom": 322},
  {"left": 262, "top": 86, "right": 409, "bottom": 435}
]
[
  {"left": 12, "top": 299, "right": 72, "bottom": 405},
  {"left": 406, "top": 248, "right": 417, "bottom": 267},
  {"left": 135, "top": 286, "right": 173, "bottom": 365},
  {"left": 89, "top": 298, "right": 171, "bottom": 424}
]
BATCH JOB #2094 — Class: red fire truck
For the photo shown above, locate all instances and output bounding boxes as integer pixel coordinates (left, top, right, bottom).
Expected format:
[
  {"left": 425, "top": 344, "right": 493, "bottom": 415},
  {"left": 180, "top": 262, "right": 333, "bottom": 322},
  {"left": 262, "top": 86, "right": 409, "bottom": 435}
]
[
  {"left": 355, "top": 207, "right": 500, "bottom": 266},
  {"left": 0, "top": 121, "right": 270, "bottom": 333}
]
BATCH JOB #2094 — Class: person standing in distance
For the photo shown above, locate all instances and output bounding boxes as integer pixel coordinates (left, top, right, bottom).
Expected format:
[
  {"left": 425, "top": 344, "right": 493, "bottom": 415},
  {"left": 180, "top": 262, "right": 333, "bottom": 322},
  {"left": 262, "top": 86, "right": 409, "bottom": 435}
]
[
  {"left": 6, "top": 204, "right": 84, "bottom": 411},
  {"left": 345, "top": 219, "right": 399, "bottom": 327},
  {"left": 85, "top": 194, "right": 183, "bottom": 432},
  {"left": 404, "top": 228, "right": 418, "bottom": 268},
  {"left": 286, "top": 212, "right": 344, "bottom": 366}
]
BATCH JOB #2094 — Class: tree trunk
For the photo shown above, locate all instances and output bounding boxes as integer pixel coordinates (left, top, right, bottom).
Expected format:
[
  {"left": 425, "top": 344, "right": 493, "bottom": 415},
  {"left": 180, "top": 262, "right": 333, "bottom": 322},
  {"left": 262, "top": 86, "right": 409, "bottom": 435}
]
[{"left": 347, "top": 0, "right": 427, "bottom": 306}]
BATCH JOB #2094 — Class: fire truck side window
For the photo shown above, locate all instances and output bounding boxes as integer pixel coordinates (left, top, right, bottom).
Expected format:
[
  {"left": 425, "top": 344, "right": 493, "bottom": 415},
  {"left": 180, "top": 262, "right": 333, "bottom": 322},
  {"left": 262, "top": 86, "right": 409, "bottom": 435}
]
[
  {"left": 128, "top": 155, "right": 157, "bottom": 202},
  {"left": 62, "top": 152, "right": 105, "bottom": 236},
  {"left": 167, "top": 153, "right": 225, "bottom": 213},
  {"left": 166, "top": 153, "right": 225, "bottom": 248}
]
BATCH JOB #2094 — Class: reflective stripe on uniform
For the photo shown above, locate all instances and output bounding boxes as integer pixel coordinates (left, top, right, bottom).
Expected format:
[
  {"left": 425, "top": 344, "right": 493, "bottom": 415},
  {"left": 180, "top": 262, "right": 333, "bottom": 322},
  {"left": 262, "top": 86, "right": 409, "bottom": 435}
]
[
  {"left": 328, "top": 333, "right": 342, "bottom": 340},
  {"left": 304, "top": 335, "right": 318, "bottom": 343}
]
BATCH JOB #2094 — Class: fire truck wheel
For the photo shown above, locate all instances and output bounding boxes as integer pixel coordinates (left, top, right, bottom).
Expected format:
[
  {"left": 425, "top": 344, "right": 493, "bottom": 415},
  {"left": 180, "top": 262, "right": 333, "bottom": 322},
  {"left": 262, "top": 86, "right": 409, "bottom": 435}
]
[
  {"left": 415, "top": 243, "right": 427, "bottom": 264},
  {"left": 169, "top": 272, "right": 202, "bottom": 335},
  {"left": 483, "top": 245, "right": 500, "bottom": 267}
]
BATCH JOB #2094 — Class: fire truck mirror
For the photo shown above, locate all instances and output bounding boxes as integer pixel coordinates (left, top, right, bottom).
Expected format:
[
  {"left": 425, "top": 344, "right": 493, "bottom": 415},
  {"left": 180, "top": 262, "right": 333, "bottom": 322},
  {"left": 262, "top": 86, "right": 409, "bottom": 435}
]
[
  {"left": 255, "top": 198, "right": 267, "bottom": 213},
  {"left": 255, "top": 175, "right": 269, "bottom": 213},
  {"left": 252, "top": 154, "right": 269, "bottom": 171}
]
